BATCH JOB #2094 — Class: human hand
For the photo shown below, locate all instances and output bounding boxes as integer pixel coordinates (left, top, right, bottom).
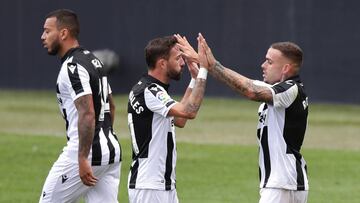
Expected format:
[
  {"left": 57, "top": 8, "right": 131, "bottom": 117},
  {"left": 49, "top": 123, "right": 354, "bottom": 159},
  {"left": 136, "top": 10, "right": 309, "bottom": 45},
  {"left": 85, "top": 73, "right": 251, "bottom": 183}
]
[
  {"left": 174, "top": 34, "right": 199, "bottom": 64},
  {"left": 197, "top": 33, "right": 216, "bottom": 71},
  {"left": 79, "top": 158, "right": 98, "bottom": 186},
  {"left": 187, "top": 61, "right": 199, "bottom": 79}
]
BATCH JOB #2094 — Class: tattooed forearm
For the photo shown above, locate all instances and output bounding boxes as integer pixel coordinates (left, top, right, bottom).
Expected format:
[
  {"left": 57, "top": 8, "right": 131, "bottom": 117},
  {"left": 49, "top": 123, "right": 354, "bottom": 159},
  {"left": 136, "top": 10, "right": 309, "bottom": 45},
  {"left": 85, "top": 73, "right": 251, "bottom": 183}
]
[
  {"left": 184, "top": 79, "right": 206, "bottom": 114},
  {"left": 210, "top": 61, "right": 273, "bottom": 102},
  {"left": 75, "top": 95, "right": 95, "bottom": 159},
  {"left": 246, "top": 80, "right": 273, "bottom": 103}
]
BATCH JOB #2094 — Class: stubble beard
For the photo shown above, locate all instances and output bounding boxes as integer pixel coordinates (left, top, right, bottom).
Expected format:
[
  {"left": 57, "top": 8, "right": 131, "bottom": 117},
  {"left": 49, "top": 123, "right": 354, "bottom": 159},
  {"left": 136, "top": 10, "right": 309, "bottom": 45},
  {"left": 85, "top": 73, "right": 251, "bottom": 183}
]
[
  {"left": 47, "top": 38, "right": 61, "bottom": 56},
  {"left": 167, "top": 66, "right": 182, "bottom": 81}
]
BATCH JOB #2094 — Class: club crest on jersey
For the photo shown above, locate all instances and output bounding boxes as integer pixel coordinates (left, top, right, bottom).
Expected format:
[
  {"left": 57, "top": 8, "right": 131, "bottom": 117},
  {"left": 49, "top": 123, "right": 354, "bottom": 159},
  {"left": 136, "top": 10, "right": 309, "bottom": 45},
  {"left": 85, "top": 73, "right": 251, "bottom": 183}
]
[
  {"left": 67, "top": 63, "right": 77, "bottom": 74},
  {"left": 156, "top": 91, "right": 172, "bottom": 105}
]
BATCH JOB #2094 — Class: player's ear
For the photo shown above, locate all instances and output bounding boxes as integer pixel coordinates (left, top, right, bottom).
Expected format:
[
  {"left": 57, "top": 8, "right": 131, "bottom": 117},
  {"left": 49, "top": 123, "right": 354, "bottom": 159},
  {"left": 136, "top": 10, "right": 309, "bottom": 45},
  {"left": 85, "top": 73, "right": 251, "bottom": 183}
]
[
  {"left": 282, "top": 63, "right": 291, "bottom": 74},
  {"left": 60, "top": 28, "right": 69, "bottom": 41},
  {"left": 157, "top": 58, "right": 167, "bottom": 70}
]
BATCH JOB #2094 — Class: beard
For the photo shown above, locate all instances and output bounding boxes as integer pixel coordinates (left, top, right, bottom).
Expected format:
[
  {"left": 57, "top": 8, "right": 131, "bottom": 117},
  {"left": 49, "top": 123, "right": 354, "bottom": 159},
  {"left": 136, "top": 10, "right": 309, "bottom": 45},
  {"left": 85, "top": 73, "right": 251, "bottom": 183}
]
[
  {"left": 47, "top": 38, "right": 61, "bottom": 55},
  {"left": 167, "top": 66, "right": 182, "bottom": 81}
]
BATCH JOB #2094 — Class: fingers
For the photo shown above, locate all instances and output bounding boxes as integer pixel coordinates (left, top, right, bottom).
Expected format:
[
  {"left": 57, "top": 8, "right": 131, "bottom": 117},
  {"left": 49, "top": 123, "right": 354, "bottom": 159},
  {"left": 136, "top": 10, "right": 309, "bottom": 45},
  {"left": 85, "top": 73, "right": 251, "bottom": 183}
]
[
  {"left": 197, "top": 33, "right": 207, "bottom": 68},
  {"left": 79, "top": 158, "right": 98, "bottom": 186},
  {"left": 198, "top": 33, "right": 216, "bottom": 69},
  {"left": 80, "top": 171, "right": 98, "bottom": 186},
  {"left": 187, "top": 61, "right": 199, "bottom": 78},
  {"left": 175, "top": 33, "right": 199, "bottom": 63},
  {"left": 174, "top": 34, "right": 191, "bottom": 47}
]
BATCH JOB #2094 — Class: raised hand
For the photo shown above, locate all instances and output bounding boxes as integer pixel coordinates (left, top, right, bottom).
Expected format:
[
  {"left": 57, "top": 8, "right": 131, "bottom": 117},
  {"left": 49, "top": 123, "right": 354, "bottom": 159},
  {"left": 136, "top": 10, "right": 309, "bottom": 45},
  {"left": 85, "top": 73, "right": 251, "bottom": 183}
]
[
  {"left": 197, "top": 33, "right": 208, "bottom": 69},
  {"left": 174, "top": 34, "right": 199, "bottom": 63},
  {"left": 198, "top": 33, "right": 217, "bottom": 71},
  {"left": 187, "top": 61, "right": 199, "bottom": 79}
]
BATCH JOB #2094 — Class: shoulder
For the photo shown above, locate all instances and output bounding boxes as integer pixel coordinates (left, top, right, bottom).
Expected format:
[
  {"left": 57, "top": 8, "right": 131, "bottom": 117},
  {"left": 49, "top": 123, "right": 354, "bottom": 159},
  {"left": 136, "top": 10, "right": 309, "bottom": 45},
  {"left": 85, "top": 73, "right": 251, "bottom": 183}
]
[
  {"left": 71, "top": 49, "right": 103, "bottom": 71},
  {"left": 146, "top": 83, "right": 167, "bottom": 96},
  {"left": 272, "top": 80, "right": 298, "bottom": 94}
]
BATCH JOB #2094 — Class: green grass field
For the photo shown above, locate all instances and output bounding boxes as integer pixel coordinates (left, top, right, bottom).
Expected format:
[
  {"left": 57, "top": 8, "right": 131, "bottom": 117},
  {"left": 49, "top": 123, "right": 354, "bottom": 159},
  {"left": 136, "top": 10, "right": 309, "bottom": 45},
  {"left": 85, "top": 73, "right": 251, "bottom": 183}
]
[{"left": 0, "top": 90, "right": 359, "bottom": 202}]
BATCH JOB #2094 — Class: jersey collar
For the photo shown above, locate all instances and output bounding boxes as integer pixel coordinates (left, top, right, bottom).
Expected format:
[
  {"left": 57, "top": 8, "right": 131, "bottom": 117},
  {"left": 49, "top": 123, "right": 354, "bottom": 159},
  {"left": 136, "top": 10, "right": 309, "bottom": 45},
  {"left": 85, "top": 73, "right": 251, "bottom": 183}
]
[
  {"left": 286, "top": 75, "right": 301, "bottom": 83},
  {"left": 60, "top": 47, "right": 83, "bottom": 63},
  {"left": 145, "top": 74, "right": 170, "bottom": 91}
]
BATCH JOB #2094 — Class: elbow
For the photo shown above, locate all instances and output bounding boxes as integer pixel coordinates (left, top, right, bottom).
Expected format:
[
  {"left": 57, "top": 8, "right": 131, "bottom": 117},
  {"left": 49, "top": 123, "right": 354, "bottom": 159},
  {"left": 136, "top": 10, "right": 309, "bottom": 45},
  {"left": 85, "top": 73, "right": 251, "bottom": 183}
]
[
  {"left": 187, "top": 112, "right": 197, "bottom": 119},
  {"left": 176, "top": 123, "right": 186, "bottom": 128},
  {"left": 244, "top": 92, "right": 259, "bottom": 102},
  {"left": 82, "top": 110, "right": 95, "bottom": 124}
]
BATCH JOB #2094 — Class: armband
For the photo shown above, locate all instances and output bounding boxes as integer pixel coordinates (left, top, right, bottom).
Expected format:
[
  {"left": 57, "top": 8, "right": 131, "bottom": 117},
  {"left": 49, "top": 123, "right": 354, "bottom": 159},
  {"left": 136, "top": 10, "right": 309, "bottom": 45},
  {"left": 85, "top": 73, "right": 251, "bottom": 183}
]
[
  {"left": 197, "top": 67, "right": 208, "bottom": 80},
  {"left": 188, "top": 78, "right": 196, "bottom": 89}
]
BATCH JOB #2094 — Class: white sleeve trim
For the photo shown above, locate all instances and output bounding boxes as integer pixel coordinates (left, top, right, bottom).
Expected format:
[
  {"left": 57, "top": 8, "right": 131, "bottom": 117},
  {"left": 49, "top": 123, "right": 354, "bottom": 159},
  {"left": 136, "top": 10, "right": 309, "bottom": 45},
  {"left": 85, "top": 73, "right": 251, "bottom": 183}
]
[
  {"left": 144, "top": 86, "right": 176, "bottom": 117},
  {"left": 273, "top": 84, "right": 298, "bottom": 108}
]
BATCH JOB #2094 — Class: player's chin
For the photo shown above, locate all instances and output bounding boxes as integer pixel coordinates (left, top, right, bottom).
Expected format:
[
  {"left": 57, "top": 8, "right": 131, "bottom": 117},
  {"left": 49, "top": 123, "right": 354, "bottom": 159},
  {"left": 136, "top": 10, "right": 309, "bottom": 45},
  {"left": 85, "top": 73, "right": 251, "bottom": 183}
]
[
  {"left": 47, "top": 48, "right": 57, "bottom": 56},
  {"left": 172, "top": 73, "right": 182, "bottom": 81}
]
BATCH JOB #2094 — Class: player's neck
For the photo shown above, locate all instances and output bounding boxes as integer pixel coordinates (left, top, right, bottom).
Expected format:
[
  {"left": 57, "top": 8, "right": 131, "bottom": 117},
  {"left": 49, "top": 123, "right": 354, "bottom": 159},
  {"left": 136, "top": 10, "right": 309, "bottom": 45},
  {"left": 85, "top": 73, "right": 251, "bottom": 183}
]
[
  {"left": 58, "top": 40, "right": 80, "bottom": 58},
  {"left": 148, "top": 68, "right": 170, "bottom": 84}
]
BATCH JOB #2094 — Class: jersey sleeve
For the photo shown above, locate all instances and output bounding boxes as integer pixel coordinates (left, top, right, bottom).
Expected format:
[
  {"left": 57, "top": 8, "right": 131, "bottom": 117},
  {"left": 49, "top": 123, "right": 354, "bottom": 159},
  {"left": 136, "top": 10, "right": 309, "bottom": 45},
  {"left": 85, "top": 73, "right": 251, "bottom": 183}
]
[
  {"left": 66, "top": 62, "right": 92, "bottom": 101},
  {"left": 271, "top": 80, "right": 299, "bottom": 108},
  {"left": 144, "top": 83, "right": 177, "bottom": 117}
]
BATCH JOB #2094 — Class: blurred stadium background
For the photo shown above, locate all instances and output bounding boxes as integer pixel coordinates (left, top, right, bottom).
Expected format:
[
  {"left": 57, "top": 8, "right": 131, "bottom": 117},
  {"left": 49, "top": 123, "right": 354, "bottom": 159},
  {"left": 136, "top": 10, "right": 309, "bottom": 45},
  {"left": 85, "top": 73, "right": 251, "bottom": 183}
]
[
  {"left": 1, "top": 0, "right": 359, "bottom": 103},
  {"left": 0, "top": 0, "right": 359, "bottom": 202}
]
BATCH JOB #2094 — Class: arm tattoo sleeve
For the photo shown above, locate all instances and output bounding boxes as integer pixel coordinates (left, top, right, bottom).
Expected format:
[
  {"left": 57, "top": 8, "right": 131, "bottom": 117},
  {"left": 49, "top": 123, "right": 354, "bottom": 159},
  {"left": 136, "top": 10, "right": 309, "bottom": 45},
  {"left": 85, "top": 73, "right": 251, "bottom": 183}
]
[
  {"left": 210, "top": 61, "right": 273, "bottom": 103},
  {"left": 184, "top": 79, "right": 206, "bottom": 114},
  {"left": 75, "top": 95, "right": 95, "bottom": 159}
]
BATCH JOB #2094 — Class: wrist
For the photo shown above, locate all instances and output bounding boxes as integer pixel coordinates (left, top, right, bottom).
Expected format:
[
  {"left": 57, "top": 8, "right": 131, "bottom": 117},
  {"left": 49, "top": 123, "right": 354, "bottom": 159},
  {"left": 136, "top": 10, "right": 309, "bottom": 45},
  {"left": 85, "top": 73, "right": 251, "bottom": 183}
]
[
  {"left": 197, "top": 67, "right": 208, "bottom": 80},
  {"left": 188, "top": 78, "right": 196, "bottom": 89}
]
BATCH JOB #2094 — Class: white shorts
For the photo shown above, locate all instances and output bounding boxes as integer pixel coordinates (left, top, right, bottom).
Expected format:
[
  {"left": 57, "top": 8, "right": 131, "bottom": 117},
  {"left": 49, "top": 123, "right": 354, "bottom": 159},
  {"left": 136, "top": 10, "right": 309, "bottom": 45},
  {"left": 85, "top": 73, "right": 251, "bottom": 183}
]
[
  {"left": 39, "top": 153, "right": 121, "bottom": 203},
  {"left": 128, "top": 188, "right": 179, "bottom": 203},
  {"left": 259, "top": 188, "right": 308, "bottom": 203}
]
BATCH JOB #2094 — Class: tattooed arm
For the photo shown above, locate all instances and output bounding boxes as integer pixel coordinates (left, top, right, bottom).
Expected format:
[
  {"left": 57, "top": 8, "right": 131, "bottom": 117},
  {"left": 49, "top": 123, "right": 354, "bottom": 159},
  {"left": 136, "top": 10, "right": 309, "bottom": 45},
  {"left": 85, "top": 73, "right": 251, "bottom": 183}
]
[
  {"left": 170, "top": 36, "right": 207, "bottom": 127},
  {"left": 210, "top": 61, "right": 273, "bottom": 103},
  {"left": 74, "top": 94, "right": 98, "bottom": 186},
  {"left": 198, "top": 34, "right": 273, "bottom": 103},
  {"left": 168, "top": 77, "right": 206, "bottom": 127},
  {"left": 170, "top": 63, "right": 206, "bottom": 127}
]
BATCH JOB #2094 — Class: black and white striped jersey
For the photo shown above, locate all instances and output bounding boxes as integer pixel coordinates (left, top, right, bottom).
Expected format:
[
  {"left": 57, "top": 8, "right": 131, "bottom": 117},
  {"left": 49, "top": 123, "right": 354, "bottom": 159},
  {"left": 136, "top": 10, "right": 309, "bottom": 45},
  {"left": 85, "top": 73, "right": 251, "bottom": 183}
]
[
  {"left": 127, "top": 74, "right": 177, "bottom": 191},
  {"left": 56, "top": 47, "right": 121, "bottom": 166},
  {"left": 257, "top": 75, "right": 309, "bottom": 191}
]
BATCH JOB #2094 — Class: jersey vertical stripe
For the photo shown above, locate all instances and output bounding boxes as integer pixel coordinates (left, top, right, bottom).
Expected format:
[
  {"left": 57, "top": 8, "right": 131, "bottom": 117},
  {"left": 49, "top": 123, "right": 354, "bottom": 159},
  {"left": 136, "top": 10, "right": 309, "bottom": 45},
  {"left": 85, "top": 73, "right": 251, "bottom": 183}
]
[
  {"left": 256, "top": 75, "right": 309, "bottom": 191},
  {"left": 127, "top": 75, "right": 177, "bottom": 191},
  {"left": 67, "top": 63, "right": 84, "bottom": 95},
  {"left": 57, "top": 47, "right": 121, "bottom": 166},
  {"left": 165, "top": 132, "right": 174, "bottom": 190},
  {"left": 129, "top": 160, "right": 139, "bottom": 189}
]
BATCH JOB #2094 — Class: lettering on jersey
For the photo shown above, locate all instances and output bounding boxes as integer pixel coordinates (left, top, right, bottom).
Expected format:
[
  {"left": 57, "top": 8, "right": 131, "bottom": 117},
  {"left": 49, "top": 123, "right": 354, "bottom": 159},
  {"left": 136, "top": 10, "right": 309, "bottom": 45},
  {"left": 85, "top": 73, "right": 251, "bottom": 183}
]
[
  {"left": 129, "top": 91, "right": 144, "bottom": 114},
  {"left": 258, "top": 103, "right": 268, "bottom": 125},
  {"left": 302, "top": 97, "right": 309, "bottom": 109},
  {"left": 259, "top": 111, "right": 267, "bottom": 124},
  {"left": 91, "top": 59, "right": 102, "bottom": 68}
]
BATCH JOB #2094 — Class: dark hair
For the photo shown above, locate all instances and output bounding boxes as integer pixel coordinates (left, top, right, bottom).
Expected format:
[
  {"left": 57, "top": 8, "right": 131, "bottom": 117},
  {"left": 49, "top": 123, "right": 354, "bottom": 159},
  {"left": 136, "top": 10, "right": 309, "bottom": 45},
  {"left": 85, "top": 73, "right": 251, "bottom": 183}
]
[
  {"left": 271, "top": 42, "right": 303, "bottom": 67},
  {"left": 145, "top": 36, "right": 178, "bottom": 69},
  {"left": 46, "top": 9, "right": 80, "bottom": 39}
]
